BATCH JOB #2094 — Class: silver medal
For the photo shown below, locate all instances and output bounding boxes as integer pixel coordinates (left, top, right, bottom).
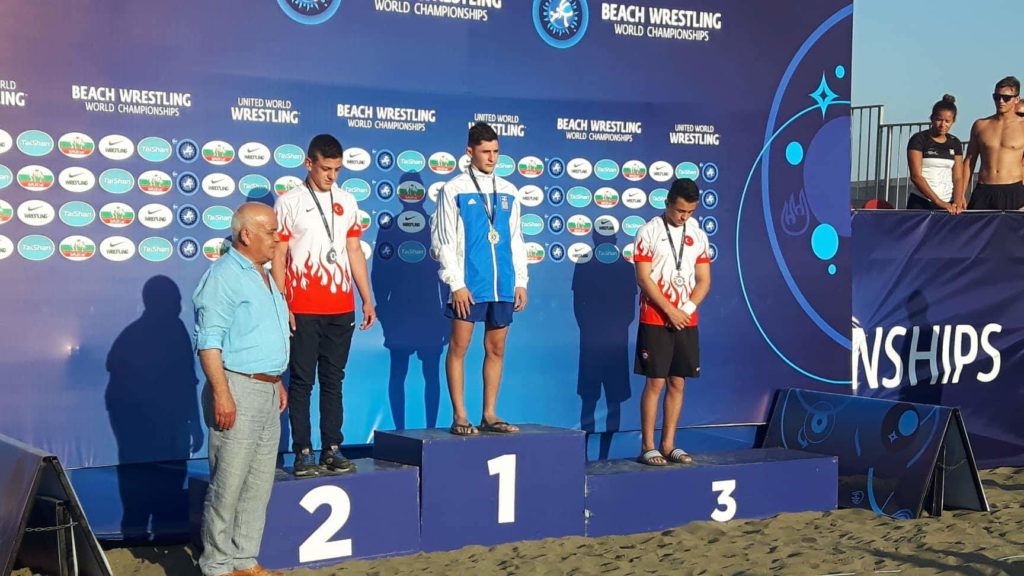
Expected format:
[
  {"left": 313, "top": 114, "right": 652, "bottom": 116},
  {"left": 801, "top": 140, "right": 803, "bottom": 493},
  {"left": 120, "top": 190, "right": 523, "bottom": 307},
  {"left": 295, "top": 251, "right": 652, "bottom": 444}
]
[
  {"left": 326, "top": 248, "right": 338, "bottom": 264},
  {"left": 672, "top": 273, "right": 685, "bottom": 288}
]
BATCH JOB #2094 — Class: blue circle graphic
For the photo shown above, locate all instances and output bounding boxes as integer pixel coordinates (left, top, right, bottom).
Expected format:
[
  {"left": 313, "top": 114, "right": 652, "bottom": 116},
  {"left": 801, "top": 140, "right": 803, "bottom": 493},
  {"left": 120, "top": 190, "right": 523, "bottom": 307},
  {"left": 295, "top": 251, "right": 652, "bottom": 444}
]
[
  {"left": 828, "top": 264, "right": 837, "bottom": 275},
  {"left": 533, "top": 0, "right": 589, "bottom": 49},
  {"left": 898, "top": 410, "right": 919, "bottom": 436},
  {"left": 811, "top": 224, "right": 839, "bottom": 260},
  {"left": 277, "top": 0, "right": 342, "bottom": 25},
  {"left": 785, "top": 141, "right": 804, "bottom": 165},
  {"left": 835, "top": 65, "right": 846, "bottom": 79},
  {"left": 735, "top": 4, "right": 853, "bottom": 385}
]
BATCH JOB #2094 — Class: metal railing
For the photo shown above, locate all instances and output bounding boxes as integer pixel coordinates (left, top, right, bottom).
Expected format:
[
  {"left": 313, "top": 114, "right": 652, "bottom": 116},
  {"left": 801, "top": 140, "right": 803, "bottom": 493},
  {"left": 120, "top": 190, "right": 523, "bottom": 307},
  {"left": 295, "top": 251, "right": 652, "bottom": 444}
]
[{"left": 850, "top": 105, "right": 975, "bottom": 208}]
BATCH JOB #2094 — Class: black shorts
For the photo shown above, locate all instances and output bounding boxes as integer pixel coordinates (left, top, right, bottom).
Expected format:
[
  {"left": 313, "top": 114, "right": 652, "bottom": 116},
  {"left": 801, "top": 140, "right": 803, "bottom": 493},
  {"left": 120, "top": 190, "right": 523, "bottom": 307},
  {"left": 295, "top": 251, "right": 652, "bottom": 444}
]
[
  {"left": 634, "top": 323, "right": 701, "bottom": 379},
  {"left": 967, "top": 182, "right": 1024, "bottom": 210},
  {"left": 444, "top": 301, "right": 514, "bottom": 327}
]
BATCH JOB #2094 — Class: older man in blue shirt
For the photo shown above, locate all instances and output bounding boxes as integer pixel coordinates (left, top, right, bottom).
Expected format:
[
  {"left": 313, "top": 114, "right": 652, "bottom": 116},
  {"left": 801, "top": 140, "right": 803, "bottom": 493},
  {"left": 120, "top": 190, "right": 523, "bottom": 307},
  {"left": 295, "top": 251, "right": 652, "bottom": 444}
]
[{"left": 194, "top": 202, "right": 290, "bottom": 576}]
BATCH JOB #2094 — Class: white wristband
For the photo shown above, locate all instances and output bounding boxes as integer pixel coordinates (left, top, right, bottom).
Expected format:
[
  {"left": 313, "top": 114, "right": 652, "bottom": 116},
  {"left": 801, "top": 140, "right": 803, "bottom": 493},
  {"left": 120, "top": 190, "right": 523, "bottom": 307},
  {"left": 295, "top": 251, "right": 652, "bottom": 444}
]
[{"left": 681, "top": 300, "right": 697, "bottom": 315}]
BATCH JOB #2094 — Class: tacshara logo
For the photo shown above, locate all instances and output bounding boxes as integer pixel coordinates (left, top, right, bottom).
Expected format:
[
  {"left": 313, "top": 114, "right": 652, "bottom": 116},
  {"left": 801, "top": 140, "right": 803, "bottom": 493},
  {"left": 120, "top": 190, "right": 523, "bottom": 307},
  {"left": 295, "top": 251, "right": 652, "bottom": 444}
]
[
  {"left": 99, "top": 169, "right": 135, "bottom": 195},
  {"left": 16, "top": 130, "right": 54, "bottom": 157},
  {"left": 137, "top": 137, "right": 173, "bottom": 162},
  {"left": 138, "top": 237, "right": 174, "bottom": 262},
  {"left": 59, "top": 201, "right": 96, "bottom": 227},
  {"left": 18, "top": 234, "right": 55, "bottom": 262}
]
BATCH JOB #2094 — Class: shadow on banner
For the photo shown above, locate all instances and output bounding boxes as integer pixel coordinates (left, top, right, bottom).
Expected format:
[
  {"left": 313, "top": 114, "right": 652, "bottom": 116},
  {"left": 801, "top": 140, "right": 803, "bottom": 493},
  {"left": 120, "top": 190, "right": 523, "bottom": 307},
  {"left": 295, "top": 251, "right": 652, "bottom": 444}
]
[{"left": 852, "top": 211, "right": 1024, "bottom": 468}]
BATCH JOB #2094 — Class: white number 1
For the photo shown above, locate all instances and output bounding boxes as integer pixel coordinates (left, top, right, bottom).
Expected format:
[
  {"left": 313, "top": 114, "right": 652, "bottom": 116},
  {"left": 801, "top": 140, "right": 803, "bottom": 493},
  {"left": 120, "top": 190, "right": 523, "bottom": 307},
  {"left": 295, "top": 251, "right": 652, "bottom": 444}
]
[
  {"left": 487, "top": 454, "right": 517, "bottom": 524},
  {"left": 710, "top": 479, "right": 737, "bottom": 522},
  {"left": 298, "top": 485, "right": 353, "bottom": 563}
]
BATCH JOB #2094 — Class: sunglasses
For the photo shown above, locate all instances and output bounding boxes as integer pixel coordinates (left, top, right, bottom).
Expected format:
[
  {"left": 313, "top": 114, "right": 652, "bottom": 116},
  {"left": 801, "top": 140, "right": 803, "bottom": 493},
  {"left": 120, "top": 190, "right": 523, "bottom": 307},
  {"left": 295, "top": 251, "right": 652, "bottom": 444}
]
[{"left": 993, "top": 93, "right": 1019, "bottom": 103}]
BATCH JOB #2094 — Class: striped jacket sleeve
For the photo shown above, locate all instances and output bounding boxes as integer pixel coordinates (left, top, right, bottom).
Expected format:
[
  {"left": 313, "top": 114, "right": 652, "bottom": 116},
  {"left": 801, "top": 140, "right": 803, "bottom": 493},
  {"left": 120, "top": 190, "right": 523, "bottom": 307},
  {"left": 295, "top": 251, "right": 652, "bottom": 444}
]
[
  {"left": 431, "top": 181, "right": 465, "bottom": 292},
  {"left": 508, "top": 193, "right": 529, "bottom": 288}
]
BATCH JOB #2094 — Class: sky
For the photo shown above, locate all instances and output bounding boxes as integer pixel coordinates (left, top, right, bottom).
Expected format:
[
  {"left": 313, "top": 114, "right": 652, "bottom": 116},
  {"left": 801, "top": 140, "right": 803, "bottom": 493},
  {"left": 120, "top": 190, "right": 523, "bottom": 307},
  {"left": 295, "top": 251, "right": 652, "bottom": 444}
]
[{"left": 852, "top": 0, "right": 1022, "bottom": 130}]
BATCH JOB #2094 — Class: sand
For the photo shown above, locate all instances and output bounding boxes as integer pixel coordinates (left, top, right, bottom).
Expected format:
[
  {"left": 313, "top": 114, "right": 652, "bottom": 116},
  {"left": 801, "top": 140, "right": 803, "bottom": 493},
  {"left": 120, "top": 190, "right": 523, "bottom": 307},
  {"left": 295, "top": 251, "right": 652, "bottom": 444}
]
[{"left": 18, "top": 468, "right": 1024, "bottom": 576}]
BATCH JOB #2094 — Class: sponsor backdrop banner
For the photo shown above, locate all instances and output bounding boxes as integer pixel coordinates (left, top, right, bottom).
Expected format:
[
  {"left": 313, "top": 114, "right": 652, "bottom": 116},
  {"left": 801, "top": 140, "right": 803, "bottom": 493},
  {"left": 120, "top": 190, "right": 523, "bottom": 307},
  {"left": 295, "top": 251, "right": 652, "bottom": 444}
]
[
  {"left": 853, "top": 211, "right": 1024, "bottom": 468},
  {"left": 0, "top": 1, "right": 852, "bottom": 469}
]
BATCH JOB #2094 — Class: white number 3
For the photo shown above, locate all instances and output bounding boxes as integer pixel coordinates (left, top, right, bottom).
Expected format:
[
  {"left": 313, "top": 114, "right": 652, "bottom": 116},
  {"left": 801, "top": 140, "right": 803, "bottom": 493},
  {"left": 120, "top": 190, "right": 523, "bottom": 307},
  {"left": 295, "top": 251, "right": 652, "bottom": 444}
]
[
  {"left": 298, "top": 485, "right": 353, "bottom": 563},
  {"left": 710, "top": 479, "right": 737, "bottom": 522}
]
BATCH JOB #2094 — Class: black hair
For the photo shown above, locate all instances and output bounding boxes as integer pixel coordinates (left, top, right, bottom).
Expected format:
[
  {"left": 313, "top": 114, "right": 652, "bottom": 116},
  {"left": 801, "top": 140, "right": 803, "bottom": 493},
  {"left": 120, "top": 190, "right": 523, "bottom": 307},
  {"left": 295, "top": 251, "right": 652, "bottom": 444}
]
[
  {"left": 931, "top": 94, "right": 957, "bottom": 120},
  {"left": 995, "top": 76, "right": 1020, "bottom": 94},
  {"left": 467, "top": 121, "right": 498, "bottom": 147},
  {"left": 307, "top": 133, "right": 343, "bottom": 161},
  {"left": 668, "top": 178, "right": 700, "bottom": 204}
]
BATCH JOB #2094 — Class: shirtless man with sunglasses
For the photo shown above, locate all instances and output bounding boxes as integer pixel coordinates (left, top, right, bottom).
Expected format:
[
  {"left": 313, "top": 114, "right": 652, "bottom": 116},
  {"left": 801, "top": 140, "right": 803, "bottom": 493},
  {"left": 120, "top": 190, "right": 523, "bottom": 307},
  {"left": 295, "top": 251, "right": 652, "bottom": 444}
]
[{"left": 959, "top": 76, "right": 1024, "bottom": 210}]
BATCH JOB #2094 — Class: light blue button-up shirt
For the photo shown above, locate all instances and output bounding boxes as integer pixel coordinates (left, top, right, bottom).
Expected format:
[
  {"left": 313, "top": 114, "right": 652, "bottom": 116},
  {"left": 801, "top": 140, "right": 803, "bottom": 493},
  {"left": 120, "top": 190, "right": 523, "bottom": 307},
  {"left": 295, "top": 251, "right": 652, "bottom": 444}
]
[{"left": 193, "top": 247, "right": 289, "bottom": 375}]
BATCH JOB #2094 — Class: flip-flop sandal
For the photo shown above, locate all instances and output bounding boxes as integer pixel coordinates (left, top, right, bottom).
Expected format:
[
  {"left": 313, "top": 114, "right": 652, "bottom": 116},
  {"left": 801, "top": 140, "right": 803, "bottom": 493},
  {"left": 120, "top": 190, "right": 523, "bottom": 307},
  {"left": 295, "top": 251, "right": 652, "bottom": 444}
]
[
  {"left": 638, "top": 449, "right": 666, "bottom": 466},
  {"left": 449, "top": 421, "right": 478, "bottom": 436},
  {"left": 479, "top": 420, "right": 519, "bottom": 434},
  {"left": 665, "top": 448, "right": 693, "bottom": 464}
]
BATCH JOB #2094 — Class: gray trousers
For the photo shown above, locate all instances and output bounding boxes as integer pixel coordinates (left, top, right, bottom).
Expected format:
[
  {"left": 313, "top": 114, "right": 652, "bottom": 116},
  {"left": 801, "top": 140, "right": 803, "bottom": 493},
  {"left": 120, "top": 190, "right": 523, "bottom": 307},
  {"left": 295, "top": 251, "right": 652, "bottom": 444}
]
[{"left": 199, "top": 372, "right": 280, "bottom": 576}]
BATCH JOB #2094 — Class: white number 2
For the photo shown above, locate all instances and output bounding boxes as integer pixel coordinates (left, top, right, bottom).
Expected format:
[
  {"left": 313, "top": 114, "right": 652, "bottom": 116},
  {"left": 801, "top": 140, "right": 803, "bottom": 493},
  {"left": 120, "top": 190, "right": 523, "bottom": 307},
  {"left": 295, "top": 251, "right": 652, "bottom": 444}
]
[
  {"left": 710, "top": 479, "right": 737, "bottom": 522},
  {"left": 487, "top": 454, "right": 517, "bottom": 524},
  {"left": 298, "top": 485, "right": 353, "bottom": 563}
]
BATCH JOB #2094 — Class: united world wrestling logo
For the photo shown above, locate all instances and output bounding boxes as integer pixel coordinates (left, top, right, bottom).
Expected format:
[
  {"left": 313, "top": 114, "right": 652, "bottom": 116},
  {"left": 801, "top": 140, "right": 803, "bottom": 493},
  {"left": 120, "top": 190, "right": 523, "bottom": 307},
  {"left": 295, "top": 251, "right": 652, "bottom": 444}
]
[
  {"left": 533, "top": 0, "right": 589, "bottom": 49},
  {"left": 278, "top": 0, "right": 342, "bottom": 25}
]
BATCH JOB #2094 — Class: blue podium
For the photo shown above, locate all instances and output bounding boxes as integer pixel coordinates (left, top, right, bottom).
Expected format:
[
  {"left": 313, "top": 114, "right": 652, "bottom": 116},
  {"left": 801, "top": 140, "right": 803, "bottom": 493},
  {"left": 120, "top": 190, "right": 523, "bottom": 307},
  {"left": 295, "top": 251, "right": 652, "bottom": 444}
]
[
  {"left": 189, "top": 458, "right": 420, "bottom": 570},
  {"left": 584, "top": 448, "right": 838, "bottom": 537},
  {"left": 374, "top": 425, "right": 586, "bottom": 551}
]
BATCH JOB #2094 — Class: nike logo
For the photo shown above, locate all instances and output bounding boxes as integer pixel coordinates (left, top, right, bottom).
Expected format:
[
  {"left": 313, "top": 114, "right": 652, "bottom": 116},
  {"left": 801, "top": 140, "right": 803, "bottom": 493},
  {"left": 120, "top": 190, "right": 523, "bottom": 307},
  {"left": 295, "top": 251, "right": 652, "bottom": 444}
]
[
  {"left": 402, "top": 215, "right": 417, "bottom": 222},
  {"left": 305, "top": 207, "right": 316, "bottom": 212},
  {"left": 245, "top": 146, "right": 261, "bottom": 153},
  {"left": 108, "top": 139, "right": 124, "bottom": 146},
  {"left": 67, "top": 172, "right": 84, "bottom": 179},
  {"left": 27, "top": 205, "right": 43, "bottom": 212},
  {"left": 147, "top": 208, "right": 163, "bottom": 216},
  {"left": 571, "top": 161, "right": 586, "bottom": 170},
  {"left": 211, "top": 178, "right": 225, "bottom": 184}
]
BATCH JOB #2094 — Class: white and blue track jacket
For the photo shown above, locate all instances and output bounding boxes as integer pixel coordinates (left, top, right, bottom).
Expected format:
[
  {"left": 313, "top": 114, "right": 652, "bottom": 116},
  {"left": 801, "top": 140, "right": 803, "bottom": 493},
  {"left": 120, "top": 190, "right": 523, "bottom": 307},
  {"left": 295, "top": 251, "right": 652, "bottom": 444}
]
[{"left": 431, "top": 166, "right": 529, "bottom": 303}]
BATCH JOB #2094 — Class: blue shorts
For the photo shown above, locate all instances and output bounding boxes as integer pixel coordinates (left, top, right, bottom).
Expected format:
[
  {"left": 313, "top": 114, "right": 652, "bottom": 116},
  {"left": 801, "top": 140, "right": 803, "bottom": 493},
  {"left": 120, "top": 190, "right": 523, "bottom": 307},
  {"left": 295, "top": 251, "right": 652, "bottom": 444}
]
[{"left": 445, "top": 301, "right": 514, "bottom": 327}]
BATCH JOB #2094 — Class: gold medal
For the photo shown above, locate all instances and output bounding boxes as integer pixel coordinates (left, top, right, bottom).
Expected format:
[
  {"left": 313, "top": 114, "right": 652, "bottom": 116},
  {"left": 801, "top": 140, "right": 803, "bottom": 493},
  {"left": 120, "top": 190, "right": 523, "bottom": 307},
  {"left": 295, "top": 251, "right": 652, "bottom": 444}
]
[{"left": 488, "top": 227, "right": 500, "bottom": 244}]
